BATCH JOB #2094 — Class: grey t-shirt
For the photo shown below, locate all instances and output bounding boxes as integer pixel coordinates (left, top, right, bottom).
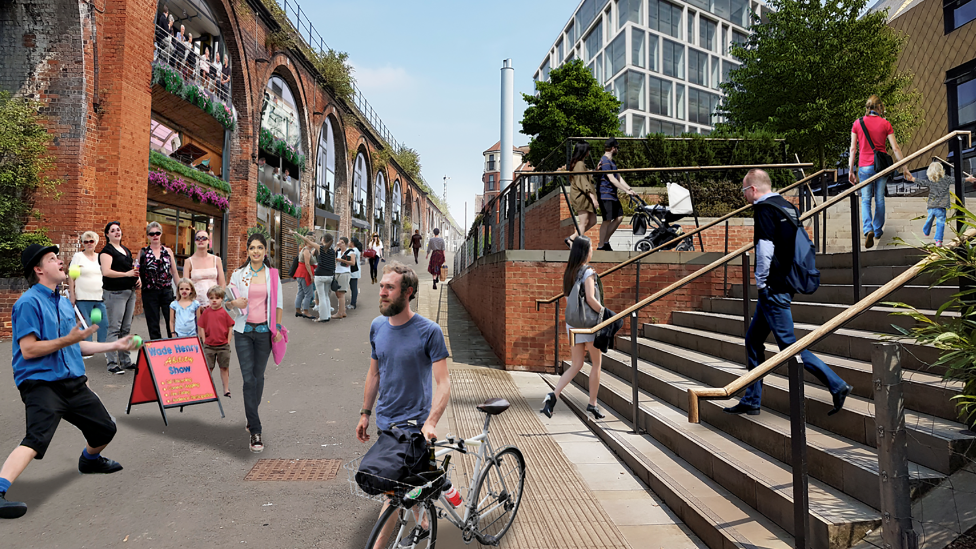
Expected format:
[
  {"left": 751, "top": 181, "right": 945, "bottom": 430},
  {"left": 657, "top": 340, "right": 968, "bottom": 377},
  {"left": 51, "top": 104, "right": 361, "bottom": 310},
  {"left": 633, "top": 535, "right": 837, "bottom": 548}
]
[
  {"left": 427, "top": 237, "right": 446, "bottom": 252},
  {"left": 369, "top": 313, "right": 450, "bottom": 430}
]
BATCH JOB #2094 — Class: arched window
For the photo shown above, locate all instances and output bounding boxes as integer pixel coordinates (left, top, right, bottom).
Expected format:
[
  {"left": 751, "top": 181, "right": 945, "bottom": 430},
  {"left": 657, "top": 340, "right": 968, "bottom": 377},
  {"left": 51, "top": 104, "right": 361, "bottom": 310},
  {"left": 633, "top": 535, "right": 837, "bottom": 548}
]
[
  {"left": 392, "top": 180, "right": 401, "bottom": 246},
  {"left": 374, "top": 171, "right": 386, "bottom": 236},
  {"left": 353, "top": 153, "right": 368, "bottom": 219},
  {"left": 315, "top": 118, "right": 335, "bottom": 212}
]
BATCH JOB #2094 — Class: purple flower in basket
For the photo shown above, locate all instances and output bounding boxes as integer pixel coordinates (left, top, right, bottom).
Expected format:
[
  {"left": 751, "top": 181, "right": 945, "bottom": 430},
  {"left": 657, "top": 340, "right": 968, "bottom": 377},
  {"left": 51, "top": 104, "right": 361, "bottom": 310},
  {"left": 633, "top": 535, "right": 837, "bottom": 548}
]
[
  {"left": 148, "top": 169, "right": 169, "bottom": 187},
  {"left": 214, "top": 196, "right": 229, "bottom": 210},
  {"left": 167, "top": 177, "right": 188, "bottom": 194}
]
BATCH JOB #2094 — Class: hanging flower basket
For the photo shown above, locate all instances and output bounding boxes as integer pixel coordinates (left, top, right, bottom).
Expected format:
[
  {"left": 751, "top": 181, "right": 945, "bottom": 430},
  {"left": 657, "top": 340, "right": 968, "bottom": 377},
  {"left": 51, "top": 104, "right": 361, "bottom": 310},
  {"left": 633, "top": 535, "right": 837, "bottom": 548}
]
[
  {"left": 148, "top": 168, "right": 230, "bottom": 211},
  {"left": 151, "top": 62, "right": 237, "bottom": 131},
  {"left": 259, "top": 127, "right": 306, "bottom": 171},
  {"left": 258, "top": 182, "right": 301, "bottom": 218}
]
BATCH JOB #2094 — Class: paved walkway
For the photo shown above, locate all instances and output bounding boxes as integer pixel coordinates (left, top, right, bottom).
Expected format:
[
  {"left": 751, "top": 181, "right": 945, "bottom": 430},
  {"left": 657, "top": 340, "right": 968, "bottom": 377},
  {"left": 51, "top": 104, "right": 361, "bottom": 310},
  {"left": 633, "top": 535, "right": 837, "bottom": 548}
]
[{"left": 404, "top": 251, "right": 706, "bottom": 549}]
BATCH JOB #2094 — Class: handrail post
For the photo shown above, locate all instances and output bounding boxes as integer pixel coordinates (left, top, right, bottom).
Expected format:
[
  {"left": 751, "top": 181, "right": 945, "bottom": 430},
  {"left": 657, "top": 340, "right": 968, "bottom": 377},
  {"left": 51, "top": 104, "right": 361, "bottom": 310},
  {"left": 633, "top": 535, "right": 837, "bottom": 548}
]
[
  {"left": 741, "top": 252, "right": 751, "bottom": 366},
  {"left": 788, "top": 357, "right": 810, "bottom": 549},
  {"left": 811, "top": 185, "right": 820, "bottom": 254},
  {"left": 519, "top": 177, "right": 526, "bottom": 250},
  {"left": 850, "top": 192, "right": 862, "bottom": 302},
  {"left": 873, "top": 342, "right": 918, "bottom": 549},
  {"left": 723, "top": 220, "right": 730, "bottom": 297},
  {"left": 635, "top": 259, "right": 641, "bottom": 306},
  {"left": 822, "top": 172, "right": 830, "bottom": 253},
  {"left": 554, "top": 300, "right": 561, "bottom": 374},
  {"left": 507, "top": 186, "right": 516, "bottom": 251},
  {"left": 951, "top": 136, "right": 966, "bottom": 232},
  {"left": 631, "top": 312, "right": 640, "bottom": 434}
]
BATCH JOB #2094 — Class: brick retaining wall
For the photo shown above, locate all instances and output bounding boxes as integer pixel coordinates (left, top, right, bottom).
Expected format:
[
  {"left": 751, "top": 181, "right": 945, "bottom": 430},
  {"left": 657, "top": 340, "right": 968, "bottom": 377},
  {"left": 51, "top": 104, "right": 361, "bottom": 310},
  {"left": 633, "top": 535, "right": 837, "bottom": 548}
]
[{"left": 451, "top": 250, "right": 742, "bottom": 372}]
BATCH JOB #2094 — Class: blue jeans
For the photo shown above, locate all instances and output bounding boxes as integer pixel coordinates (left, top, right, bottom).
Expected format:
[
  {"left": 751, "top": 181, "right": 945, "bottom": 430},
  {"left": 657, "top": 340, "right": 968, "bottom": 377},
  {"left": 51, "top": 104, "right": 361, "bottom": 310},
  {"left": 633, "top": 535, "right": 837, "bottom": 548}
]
[
  {"left": 235, "top": 330, "right": 272, "bottom": 434},
  {"left": 739, "top": 289, "right": 848, "bottom": 408},
  {"left": 76, "top": 300, "right": 108, "bottom": 343},
  {"left": 859, "top": 166, "right": 888, "bottom": 237},
  {"left": 294, "top": 278, "right": 314, "bottom": 311},
  {"left": 924, "top": 207, "right": 946, "bottom": 242}
]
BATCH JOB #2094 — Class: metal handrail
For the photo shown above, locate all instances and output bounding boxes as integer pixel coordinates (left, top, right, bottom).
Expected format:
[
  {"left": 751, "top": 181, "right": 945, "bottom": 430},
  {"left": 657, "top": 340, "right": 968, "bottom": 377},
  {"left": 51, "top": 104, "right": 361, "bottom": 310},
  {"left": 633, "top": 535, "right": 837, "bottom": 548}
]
[
  {"left": 569, "top": 130, "right": 971, "bottom": 338},
  {"left": 523, "top": 163, "right": 812, "bottom": 178},
  {"left": 535, "top": 169, "right": 831, "bottom": 306}
]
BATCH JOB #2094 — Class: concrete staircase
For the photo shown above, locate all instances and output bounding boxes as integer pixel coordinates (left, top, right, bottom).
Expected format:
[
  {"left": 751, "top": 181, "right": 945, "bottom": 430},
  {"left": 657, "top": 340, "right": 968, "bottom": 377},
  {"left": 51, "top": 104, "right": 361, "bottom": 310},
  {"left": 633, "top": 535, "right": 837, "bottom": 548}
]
[{"left": 552, "top": 247, "right": 976, "bottom": 549}]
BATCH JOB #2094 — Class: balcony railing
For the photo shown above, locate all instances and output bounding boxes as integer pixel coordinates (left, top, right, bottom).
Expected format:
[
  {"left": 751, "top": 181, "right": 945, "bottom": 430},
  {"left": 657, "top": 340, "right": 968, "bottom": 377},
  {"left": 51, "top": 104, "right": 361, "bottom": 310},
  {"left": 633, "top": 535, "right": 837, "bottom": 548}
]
[
  {"left": 153, "top": 23, "right": 231, "bottom": 104},
  {"left": 271, "top": 0, "right": 403, "bottom": 154}
]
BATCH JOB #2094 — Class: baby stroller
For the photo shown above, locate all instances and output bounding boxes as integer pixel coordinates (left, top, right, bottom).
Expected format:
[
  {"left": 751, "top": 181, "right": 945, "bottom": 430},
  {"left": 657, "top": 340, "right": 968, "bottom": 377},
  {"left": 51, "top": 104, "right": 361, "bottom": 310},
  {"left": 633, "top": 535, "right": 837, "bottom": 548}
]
[{"left": 631, "top": 182, "right": 695, "bottom": 252}]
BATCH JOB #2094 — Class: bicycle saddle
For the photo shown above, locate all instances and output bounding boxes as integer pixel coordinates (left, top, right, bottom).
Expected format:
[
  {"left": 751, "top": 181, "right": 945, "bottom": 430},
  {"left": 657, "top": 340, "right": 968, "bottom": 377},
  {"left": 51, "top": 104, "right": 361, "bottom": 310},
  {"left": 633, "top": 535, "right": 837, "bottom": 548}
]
[{"left": 477, "top": 398, "right": 510, "bottom": 415}]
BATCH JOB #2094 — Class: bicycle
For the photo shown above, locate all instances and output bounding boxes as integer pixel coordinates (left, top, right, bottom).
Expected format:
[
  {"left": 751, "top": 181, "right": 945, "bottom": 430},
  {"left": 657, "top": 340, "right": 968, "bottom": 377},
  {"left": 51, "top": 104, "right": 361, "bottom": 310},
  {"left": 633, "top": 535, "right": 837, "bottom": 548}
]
[{"left": 346, "top": 398, "right": 526, "bottom": 548}]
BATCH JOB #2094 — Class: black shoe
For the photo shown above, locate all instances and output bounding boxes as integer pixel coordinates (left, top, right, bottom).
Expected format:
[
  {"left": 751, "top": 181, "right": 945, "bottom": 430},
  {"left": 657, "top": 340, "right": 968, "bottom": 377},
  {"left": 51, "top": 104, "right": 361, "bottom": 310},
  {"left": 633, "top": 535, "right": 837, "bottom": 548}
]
[
  {"left": 0, "top": 492, "right": 27, "bottom": 519},
  {"left": 250, "top": 432, "right": 264, "bottom": 453},
  {"left": 78, "top": 455, "right": 123, "bottom": 474},
  {"left": 124, "top": 363, "right": 136, "bottom": 370},
  {"left": 586, "top": 404, "right": 606, "bottom": 419},
  {"left": 723, "top": 402, "right": 761, "bottom": 415},
  {"left": 399, "top": 526, "right": 430, "bottom": 547},
  {"left": 828, "top": 384, "right": 854, "bottom": 416},
  {"left": 540, "top": 392, "right": 556, "bottom": 418},
  {"left": 598, "top": 243, "right": 613, "bottom": 251},
  {"left": 107, "top": 366, "right": 125, "bottom": 375},
  {"left": 295, "top": 311, "right": 303, "bottom": 317}
]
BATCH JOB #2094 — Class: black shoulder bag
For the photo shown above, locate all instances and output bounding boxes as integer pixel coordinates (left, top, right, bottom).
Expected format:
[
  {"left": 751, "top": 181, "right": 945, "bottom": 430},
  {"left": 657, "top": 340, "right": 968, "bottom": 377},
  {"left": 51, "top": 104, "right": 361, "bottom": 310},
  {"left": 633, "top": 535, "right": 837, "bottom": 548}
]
[{"left": 859, "top": 117, "right": 894, "bottom": 174}]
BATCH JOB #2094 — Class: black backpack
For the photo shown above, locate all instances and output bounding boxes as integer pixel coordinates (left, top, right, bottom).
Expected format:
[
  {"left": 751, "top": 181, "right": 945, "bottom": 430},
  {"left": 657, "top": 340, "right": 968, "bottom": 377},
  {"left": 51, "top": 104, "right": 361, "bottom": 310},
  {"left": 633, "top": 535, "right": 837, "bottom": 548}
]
[
  {"left": 759, "top": 201, "right": 820, "bottom": 295},
  {"left": 288, "top": 254, "right": 300, "bottom": 278}
]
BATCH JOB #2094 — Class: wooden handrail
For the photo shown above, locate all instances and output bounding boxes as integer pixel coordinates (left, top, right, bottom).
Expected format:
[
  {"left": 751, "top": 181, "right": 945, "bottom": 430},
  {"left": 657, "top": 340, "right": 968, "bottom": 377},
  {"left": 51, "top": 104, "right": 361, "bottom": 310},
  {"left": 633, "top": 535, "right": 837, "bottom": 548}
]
[
  {"left": 568, "top": 130, "right": 972, "bottom": 337},
  {"left": 535, "top": 169, "right": 834, "bottom": 306}
]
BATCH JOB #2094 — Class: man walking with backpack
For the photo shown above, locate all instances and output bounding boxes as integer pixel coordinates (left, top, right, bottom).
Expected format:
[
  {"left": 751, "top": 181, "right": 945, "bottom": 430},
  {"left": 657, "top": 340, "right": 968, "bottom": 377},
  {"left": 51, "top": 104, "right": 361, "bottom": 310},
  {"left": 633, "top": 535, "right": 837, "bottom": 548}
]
[{"left": 724, "top": 169, "right": 853, "bottom": 417}]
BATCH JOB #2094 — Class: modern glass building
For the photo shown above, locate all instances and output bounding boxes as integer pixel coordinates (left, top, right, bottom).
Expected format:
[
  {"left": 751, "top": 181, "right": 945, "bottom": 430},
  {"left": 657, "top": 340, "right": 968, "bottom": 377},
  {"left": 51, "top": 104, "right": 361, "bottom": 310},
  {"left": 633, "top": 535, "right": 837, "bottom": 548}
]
[{"left": 535, "top": 0, "right": 767, "bottom": 136}]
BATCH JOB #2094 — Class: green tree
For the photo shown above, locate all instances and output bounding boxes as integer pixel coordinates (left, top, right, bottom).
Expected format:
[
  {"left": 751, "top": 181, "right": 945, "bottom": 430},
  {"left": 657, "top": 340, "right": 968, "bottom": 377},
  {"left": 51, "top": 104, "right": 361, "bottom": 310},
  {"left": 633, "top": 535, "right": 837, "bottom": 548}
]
[
  {"left": 719, "top": 0, "right": 922, "bottom": 168},
  {"left": 521, "top": 59, "right": 622, "bottom": 170},
  {"left": 0, "top": 92, "right": 58, "bottom": 277}
]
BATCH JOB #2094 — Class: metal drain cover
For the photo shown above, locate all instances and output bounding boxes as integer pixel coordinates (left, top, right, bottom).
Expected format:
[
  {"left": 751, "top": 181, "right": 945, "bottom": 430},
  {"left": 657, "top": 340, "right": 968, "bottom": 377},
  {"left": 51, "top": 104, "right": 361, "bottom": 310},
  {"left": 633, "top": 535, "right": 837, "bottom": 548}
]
[{"left": 244, "top": 459, "right": 342, "bottom": 481}]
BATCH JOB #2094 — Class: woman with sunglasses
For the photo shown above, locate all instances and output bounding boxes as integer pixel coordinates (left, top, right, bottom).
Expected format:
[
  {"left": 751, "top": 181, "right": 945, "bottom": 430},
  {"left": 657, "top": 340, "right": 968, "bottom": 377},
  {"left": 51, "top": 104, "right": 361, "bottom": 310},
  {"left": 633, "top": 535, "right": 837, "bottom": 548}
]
[
  {"left": 138, "top": 222, "right": 181, "bottom": 341},
  {"left": 67, "top": 231, "right": 108, "bottom": 345},
  {"left": 99, "top": 221, "right": 141, "bottom": 374},
  {"left": 184, "top": 230, "right": 225, "bottom": 307}
]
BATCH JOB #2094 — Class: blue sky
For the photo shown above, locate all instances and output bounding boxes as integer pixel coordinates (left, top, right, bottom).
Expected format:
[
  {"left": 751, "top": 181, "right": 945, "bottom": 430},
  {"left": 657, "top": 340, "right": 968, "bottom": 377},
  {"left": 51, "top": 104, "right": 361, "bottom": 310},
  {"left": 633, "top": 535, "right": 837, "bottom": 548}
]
[{"left": 302, "top": 1, "right": 573, "bottom": 230}]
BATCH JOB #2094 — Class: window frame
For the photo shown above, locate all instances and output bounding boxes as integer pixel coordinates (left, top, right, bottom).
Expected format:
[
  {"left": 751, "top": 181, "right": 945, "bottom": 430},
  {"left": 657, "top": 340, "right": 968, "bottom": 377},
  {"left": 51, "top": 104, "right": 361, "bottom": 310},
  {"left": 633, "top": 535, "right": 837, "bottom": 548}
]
[
  {"left": 944, "top": 0, "right": 976, "bottom": 33},
  {"left": 947, "top": 57, "right": 976, "bottom": 132}
]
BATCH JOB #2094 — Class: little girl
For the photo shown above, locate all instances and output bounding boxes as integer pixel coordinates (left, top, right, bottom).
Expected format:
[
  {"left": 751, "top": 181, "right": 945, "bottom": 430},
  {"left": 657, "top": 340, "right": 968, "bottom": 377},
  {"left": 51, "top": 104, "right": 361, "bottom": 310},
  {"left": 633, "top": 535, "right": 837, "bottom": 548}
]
[
  {"left": 919, "top": 161, "right": 951, "bottom": 247},
  {"left": 169, "top": 278, "right": 201, "bottom": 338}
]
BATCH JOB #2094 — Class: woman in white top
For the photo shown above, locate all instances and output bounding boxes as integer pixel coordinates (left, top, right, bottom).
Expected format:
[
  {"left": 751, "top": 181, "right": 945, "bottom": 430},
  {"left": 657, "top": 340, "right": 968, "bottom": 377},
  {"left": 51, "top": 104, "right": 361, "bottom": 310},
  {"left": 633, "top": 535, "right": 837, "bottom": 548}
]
[
  {"left": 185, "top": 230, "right": 226, "bottom": 306},
  {"left": 366, "top": 233, "right": 383, "bottom": 284},
  {"left": 333, "top": 237, "right": 353, "bottom": 318},
  {"left": 67, "top": 231, "right": 108, "bottom": 343},
  {"left": 226, "top": 232, "right": 284, "bottom": 453}
]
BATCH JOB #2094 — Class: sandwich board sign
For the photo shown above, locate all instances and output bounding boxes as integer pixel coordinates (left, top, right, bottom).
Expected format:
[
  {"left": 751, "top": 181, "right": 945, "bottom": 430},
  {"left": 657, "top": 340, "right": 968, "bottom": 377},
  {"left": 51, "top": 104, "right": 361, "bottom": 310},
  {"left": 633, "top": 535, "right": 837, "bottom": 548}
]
[{"left": 126, "top": 336, "right": 224, "bottom": 426}]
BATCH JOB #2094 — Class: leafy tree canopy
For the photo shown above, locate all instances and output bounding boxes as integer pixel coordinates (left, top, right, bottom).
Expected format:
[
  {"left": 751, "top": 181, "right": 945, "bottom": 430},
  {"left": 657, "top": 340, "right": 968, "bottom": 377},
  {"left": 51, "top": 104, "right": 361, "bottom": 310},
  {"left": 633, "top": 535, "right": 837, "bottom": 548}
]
[
  {"left": 719, "top": 0, "right": 922, "bottom": 168},
  {"left": 0, "top": 92, "right": 58, "bottom": 277},
  {"left": 521, "top": 59, "right": 622, "bottom": 169}
]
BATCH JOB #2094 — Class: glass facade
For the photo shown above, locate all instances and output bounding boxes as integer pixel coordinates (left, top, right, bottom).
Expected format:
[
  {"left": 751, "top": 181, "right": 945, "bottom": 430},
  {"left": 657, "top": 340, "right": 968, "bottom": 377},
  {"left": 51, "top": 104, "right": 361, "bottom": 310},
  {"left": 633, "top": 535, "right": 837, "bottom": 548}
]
[{"left": 536, "top": 0, "right": 758, "bottom": 136}]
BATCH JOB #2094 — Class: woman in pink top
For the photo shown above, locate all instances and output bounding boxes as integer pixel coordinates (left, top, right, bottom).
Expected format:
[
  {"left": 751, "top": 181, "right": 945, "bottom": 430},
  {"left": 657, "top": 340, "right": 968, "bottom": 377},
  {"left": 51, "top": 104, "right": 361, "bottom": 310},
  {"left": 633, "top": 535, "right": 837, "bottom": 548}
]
[
  {"left": 226, "top": 233, "right": 284, "bottom": 454},
  {"left": 848, "top": 95, "right": 913, "bottom": 249},
  {"left": 184, "top": 230, "right": 225, "bottom": 306}
]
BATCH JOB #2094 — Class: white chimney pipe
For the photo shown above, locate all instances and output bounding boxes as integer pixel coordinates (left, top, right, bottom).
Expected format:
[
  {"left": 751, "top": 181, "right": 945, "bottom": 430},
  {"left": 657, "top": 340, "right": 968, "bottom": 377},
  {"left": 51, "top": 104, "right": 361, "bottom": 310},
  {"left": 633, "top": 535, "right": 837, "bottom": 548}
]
[{"left": 500, "top": 59, "right": 514, "bottom": 189}]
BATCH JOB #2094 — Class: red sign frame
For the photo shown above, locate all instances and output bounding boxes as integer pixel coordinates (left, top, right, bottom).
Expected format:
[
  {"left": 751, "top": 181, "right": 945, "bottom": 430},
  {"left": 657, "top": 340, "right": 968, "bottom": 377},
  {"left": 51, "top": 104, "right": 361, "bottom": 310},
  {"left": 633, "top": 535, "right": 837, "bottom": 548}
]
[{"left": 125, "top": 336, "right": 225, "bottom": 426}]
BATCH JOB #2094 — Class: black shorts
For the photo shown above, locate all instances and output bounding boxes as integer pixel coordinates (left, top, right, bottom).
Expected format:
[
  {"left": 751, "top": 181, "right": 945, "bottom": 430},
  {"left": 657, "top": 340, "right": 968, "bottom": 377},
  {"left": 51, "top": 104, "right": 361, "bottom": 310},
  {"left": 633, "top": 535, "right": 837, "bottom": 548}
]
[
  {"left": 600, "top": 198, "right": 623, "bottom": 221},
  {"left": 18, "top": 376, "right": 117, "bottom": 459}
]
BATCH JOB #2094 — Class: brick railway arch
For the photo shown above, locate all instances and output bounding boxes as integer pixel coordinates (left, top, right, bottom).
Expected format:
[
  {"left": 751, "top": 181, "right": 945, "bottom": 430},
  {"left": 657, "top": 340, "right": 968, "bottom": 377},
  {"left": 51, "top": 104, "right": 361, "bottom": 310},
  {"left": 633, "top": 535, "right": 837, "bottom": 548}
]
[
  {"left": 351, "top": 143, "right": 372, "bottom": 243},
  {"left": 311, "top": 112, "right": 347, "bottom": 234}
]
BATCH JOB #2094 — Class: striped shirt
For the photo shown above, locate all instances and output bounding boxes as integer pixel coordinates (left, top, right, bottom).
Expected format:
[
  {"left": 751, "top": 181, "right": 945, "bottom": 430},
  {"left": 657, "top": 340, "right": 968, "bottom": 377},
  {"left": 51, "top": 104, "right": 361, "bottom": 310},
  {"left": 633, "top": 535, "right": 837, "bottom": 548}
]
[{"left": 315, "top": 246, "right": 336, "bottom": 276}]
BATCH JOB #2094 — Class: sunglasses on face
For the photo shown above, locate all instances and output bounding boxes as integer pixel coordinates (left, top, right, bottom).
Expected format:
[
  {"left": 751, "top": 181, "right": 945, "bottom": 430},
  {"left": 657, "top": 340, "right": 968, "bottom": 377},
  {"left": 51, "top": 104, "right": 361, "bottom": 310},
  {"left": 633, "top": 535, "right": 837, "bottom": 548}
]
[
  {"left": 83, "top": 240, "right": 95, "bottom": 244},
  {"left": 195, "top": 235, "right": 209, "bottom": 241},
  {"left": 148, "top": 232, "right": 162, "bottom": 237}
]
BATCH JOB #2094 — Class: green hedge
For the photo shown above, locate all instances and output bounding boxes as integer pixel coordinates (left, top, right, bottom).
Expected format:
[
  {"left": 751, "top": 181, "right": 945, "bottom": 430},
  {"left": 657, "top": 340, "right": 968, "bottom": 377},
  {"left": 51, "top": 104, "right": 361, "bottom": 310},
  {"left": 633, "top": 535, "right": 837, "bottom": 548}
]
[{"left": 149, "top": 150, "right": 231, "bottom": 195}]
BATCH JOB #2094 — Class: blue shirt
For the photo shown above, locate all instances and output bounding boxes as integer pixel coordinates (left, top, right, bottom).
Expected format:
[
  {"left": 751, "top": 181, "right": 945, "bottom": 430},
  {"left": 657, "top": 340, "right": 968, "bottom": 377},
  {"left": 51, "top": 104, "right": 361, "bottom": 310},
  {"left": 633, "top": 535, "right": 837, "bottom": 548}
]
[
  {"left": 12, "top": 284, "right": 86, "bottom": 387},
  {"left": 170, "top": 299, "right": 201, "bottom": 336},
  {"left": 369, "top": 314, "right": 450, "bottom": 430},
  {"left": 598, "top": 155, "right": 619, "bottom": 201}
]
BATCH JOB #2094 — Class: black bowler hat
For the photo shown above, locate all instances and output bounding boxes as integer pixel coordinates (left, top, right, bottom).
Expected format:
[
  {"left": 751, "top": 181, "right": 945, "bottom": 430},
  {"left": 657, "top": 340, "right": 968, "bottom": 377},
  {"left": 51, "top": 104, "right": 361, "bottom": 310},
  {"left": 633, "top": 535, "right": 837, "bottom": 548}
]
[{"left": 21, "top": 243, "right": 59, "bottom": 280}]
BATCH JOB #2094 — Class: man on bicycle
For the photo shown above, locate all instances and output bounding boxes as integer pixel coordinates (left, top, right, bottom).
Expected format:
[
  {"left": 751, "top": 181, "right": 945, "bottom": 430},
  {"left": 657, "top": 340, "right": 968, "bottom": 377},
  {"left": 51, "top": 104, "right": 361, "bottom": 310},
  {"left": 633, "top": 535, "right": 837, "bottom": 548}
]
[{"left": 357, "top": 261, "right": 450, "bottom": 546}]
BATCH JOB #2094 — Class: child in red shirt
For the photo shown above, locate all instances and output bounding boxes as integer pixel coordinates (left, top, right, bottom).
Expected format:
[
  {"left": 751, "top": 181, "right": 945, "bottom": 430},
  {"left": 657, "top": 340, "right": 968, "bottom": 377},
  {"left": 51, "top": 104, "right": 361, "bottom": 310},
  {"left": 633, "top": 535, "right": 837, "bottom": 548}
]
[{"left": 197, "top": 286, "right": 236, "bottom": 397}]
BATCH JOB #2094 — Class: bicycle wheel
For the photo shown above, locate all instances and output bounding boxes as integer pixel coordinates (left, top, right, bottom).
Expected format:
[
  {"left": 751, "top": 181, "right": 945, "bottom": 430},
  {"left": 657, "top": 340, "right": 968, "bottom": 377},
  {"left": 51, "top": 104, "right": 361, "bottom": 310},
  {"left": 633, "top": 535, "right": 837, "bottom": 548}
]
[
  {"left": 472, "top": 446, "right": 526, "bottom": 545},
  {"left": 364, "top": 501, "right": 437, "bottom": 549}
]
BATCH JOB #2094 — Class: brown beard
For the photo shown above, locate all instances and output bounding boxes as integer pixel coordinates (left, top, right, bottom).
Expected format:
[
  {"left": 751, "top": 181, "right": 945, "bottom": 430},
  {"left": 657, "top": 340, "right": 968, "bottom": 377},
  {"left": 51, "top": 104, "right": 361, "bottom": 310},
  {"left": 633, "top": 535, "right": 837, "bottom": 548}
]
[{"left": 380, "top": 294, "right": 408, "bottom": 317}]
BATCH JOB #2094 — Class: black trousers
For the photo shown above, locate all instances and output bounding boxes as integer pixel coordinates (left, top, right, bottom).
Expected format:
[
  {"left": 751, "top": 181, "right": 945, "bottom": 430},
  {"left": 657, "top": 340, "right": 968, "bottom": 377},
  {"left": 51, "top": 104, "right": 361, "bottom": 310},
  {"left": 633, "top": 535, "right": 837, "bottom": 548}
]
[
  {"left": 369, "top": 257, "right": 380, "bottom": 280},
  {"left": 19, "top": 376, "right": 117, "bottom": 459},
  {"left": 142, "top": 287, "right": 175, "bottom": 340}
]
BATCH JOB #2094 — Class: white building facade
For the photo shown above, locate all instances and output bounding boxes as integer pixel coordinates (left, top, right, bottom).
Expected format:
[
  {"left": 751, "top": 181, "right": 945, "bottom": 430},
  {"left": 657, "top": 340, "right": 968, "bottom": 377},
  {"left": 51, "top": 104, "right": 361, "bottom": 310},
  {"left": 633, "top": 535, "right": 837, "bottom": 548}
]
[{"left": 535, "top": 0, "right": 766, "bottom": 136}]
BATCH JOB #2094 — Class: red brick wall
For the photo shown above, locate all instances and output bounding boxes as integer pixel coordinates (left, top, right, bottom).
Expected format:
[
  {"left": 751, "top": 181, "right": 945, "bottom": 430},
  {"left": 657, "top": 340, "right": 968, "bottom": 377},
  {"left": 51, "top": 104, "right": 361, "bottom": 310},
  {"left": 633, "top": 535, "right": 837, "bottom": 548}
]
[{"left": 451, "top": 252, "right": 742, "bottom": 372}]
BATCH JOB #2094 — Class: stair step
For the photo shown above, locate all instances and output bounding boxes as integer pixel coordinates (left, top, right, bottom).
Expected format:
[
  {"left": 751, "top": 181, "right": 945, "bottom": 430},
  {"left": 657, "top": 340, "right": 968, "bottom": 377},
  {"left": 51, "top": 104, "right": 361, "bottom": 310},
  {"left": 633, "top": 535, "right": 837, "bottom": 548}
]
[
  {"left": 731, "top": 283, "right": 955, "bottom": 309},
  {"left": 643, "top": 321, "right": 961, "bottom": 421},
  {"left": 664, "top": 310, "right": 943, "bottom": 375},
  {"left": 569, "top": 361, "right": 881, "bottom": 549},
  {"left": 588, "top": 349, "right": 944, "bottom": 508},
  {"left": 817, "top": 249, "right": 926, "bottom": 269},
  {"left": 548, "top": 375, "right": 796, "bottom": 549},
  {"left": 702, "top": 297, "right": 960, "bottom": 337},
  {"left": 818, "top": 265, "right": 950, "bottom": 286},
  {"left": 606, "top": 335, "right": 973, "bottom": 475}
]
